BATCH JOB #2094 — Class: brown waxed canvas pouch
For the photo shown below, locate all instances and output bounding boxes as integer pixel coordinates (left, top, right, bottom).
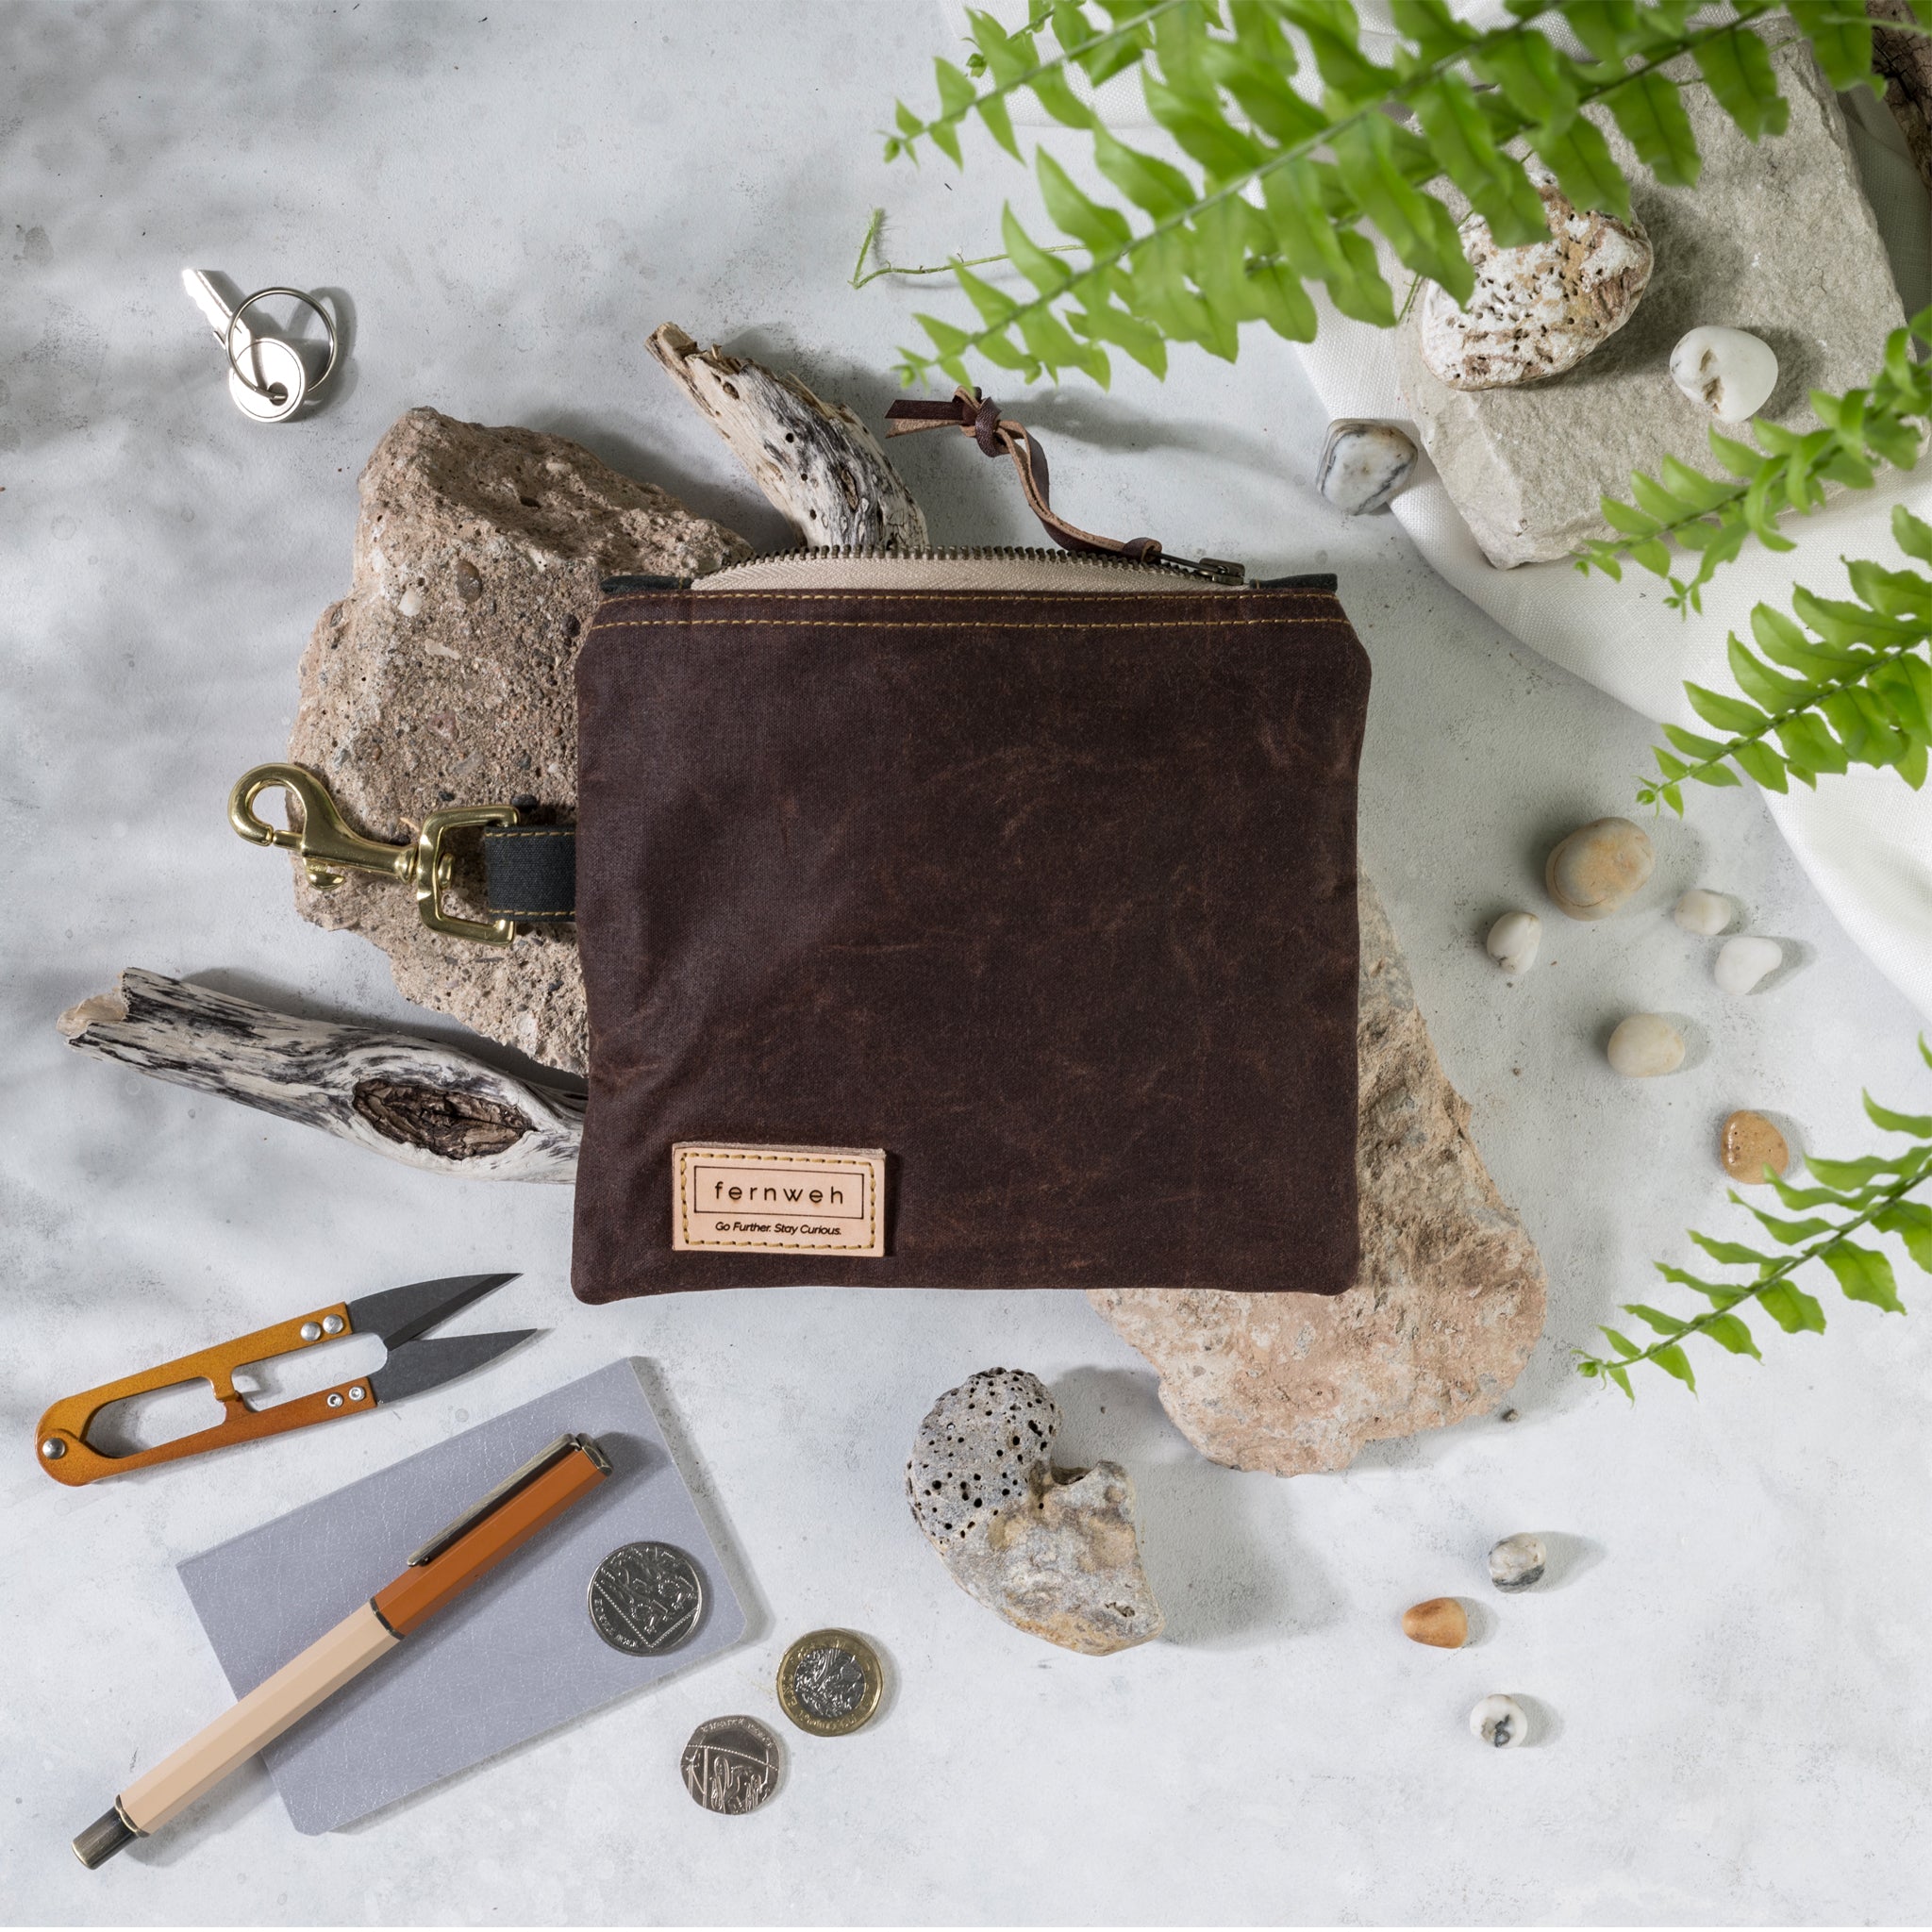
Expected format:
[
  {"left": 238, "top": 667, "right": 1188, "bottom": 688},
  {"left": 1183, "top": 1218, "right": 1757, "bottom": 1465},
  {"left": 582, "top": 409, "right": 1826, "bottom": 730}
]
[{"left": 569, "top": 549, "right": 1371, "bottom": 1303}]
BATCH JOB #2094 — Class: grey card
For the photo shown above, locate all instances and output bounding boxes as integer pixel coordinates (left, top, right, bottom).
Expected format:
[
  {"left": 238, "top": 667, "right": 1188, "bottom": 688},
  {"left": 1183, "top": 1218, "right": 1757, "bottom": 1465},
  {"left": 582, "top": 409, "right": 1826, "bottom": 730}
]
[{"left": 177, "top": 1358, "right": 745, "bottom": 1834}]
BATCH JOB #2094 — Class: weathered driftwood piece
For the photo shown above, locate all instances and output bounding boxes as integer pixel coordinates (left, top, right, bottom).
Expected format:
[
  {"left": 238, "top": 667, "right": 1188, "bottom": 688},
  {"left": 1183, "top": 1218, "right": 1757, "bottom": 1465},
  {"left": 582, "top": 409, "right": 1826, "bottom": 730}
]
[
  {"left": 647, "top": 323, "right": 928, "bottom": 550},
  {"left": 1870, "top": 0, "right": 1932, "bottom": 197},
  {"left": 58, "top": 970, "right": 582, "bottom": 1182}
]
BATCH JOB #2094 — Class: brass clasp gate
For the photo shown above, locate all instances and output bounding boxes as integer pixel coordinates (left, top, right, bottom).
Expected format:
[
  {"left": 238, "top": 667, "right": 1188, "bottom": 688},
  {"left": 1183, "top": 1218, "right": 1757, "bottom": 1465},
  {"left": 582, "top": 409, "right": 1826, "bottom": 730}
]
[{"left": 228, "top": 763, "right": 520, "bottom": 946}]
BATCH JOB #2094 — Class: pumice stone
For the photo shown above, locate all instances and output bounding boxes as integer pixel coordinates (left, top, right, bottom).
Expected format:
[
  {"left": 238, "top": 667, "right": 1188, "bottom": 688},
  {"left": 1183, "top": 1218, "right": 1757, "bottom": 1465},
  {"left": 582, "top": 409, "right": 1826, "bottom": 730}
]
[
  {"left": 1674, "top": 888, "right": 1732, "bottom": 936},
  {"left": 1317, "top": 420, "right": 1418, "bottom": 515},
  {"left": 1488, "top": 1533, "right": 1546, "bottom": 1592},
  {"left": 1671, "top": 325, "right": 1779, "bottom": 423},
  {"left": 1714, "top": 934, "right": 1782, "bottom": 996},
  {"left": 1607, "top": 1014, "right": 1686, "bottom": 1078},
  {"left": 1545, "top": 817, "right": 1655, "bottom": 920},
  {"left": 1402, "top": 1598, "right": 1469, "bottom": 1649},
  {"left": 1417, "top": 183, "right": 1652, "bottom": 390},
  {"left": 1471, "top": 1693, "right": 1528, "bottom": 1748},
  {"left": 907, "top": 1367, "right": 1164, "bottom": 1656},
  {"left": 1485, "top": 910, "right": 1541, "bottom": 974}
]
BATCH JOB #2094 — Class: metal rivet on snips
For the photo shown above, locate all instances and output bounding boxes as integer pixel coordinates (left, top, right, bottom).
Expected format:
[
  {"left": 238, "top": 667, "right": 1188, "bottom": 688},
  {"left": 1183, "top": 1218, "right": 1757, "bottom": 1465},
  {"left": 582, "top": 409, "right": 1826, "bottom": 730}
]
[{"left": 180, "top": 269, "right": 340, "bottom": 423}]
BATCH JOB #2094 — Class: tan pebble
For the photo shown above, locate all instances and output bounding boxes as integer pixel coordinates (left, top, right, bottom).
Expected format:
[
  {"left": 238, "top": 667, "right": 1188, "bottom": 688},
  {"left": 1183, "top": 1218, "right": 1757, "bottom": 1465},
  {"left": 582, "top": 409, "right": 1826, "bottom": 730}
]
[
  {"left": 1402, "top": 1597, "right": 1469, "bottom": 1649},
  {"left": 1546, "top": 817, "right": 1655, "bottom": 920},
  {"left": 1722, "top": 1109, "right": 1790, "bottom": 1183},
  {"left": 1607, "top": 1013, "right": 1685, "bottom": 1077}
]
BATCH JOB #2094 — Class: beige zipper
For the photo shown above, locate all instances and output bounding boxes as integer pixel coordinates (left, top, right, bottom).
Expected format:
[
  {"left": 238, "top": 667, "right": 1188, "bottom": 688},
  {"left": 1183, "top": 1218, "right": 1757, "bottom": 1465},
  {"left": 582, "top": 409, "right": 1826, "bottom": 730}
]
[{"left": 686, "top": 544, "right": 1246, "bottom": 595}]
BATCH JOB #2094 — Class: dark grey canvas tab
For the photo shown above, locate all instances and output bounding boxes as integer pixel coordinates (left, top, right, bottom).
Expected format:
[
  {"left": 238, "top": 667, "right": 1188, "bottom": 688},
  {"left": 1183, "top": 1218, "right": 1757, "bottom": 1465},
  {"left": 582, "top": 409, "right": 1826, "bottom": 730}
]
[{"left": 481, "top": 824, "right": 576, "bottom": 922}]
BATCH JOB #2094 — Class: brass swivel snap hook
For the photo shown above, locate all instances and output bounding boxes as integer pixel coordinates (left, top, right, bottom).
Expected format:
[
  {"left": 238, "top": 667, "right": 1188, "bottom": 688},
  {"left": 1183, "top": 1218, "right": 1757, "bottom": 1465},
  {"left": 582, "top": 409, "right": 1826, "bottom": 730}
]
[{"left": 228, "top": 763, "right": 521, "bottom": 946}]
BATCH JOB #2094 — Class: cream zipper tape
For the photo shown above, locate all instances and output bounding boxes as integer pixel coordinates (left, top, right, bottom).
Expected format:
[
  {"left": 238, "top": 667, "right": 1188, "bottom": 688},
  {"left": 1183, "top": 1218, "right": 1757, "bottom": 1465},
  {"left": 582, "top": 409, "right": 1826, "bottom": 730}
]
[
  {"left": 672, "top": 1143, "right": 888, "bottom": 1257},
  {"left": 601, "top": 550, "right": 1344, "bottom": 597},
  {"left": 688, "top": 547, "right": 1201, "bottom": 594}
]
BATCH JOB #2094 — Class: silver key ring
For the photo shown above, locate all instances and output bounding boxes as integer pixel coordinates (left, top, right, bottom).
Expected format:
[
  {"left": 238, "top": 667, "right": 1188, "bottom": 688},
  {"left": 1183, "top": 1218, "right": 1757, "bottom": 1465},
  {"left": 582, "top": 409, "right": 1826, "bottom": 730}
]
[{"left": 225, "top": 287, "right": 339, "bottom": 401}]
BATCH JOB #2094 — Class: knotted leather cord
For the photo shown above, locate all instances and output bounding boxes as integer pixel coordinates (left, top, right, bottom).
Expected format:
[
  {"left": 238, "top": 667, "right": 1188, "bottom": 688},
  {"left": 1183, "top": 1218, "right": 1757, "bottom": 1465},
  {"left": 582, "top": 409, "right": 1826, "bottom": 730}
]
[{"left": 884, "top": 387, "right": 1163, "bottom": 563}]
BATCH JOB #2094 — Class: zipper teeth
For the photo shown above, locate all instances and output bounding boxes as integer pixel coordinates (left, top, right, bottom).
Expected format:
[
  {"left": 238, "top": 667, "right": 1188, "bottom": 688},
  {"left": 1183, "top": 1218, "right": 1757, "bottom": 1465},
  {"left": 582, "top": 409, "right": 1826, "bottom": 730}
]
[{"left": 698, "top": 544, "right": 1210, "bottom": 583}]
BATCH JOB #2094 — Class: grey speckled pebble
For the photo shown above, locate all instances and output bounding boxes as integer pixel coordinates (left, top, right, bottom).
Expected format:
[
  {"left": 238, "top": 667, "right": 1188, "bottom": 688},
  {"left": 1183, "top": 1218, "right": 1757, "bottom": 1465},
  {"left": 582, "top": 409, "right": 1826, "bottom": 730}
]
[
  {"left": 1489, "top": 1532, "right": 1548, "bottom": 1592},
  {"left": 1317, "top": 421, "right": 1418, "bottom": 515}
]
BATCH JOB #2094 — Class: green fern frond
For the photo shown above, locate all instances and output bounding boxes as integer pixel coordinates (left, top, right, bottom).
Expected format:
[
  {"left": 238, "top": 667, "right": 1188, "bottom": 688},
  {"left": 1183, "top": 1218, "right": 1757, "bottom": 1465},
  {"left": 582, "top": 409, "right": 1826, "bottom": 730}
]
[
  {"left": 1636, "top": 515, "right": 1932, "bottom": 809},
  {"left": 1576, "top": 1040, "right": 1932, "bottom": 1394},
  {"left": 879, "top": 0, "right": 1878, "bottom": 387}
]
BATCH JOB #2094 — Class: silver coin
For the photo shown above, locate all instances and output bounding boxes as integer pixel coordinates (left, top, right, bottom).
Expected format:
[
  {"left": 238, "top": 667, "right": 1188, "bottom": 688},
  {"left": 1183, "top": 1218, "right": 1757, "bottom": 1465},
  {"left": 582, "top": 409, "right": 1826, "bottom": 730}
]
[
  {"left": 680, "top": 1714, "right": 780, "bottom": 1815},
  {"left": 587, "top": 1541, "right": 705, "bottom": 1656}
]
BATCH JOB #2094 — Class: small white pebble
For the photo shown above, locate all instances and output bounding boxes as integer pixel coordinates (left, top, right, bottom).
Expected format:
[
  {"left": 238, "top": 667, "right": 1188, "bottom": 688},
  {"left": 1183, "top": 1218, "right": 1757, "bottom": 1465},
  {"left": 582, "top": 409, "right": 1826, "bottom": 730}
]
[
  {"left": 1714, "top": 934, "right": 1782, "bottom": 996},
  {"left": 1470, "top": 1693, "right": 1528, "bottom": 1749},
  {"left": 1607, "top": 1014, "right": 1685, "bottom": 1077},
  {"left": 1674, "top": 888, "right": 1731, "bottom": 937},
  {"left": 1485, "top": 910, "right": 1541, "bottom": 974},
  {"left": 1670, "top": 325, "right": 1778, "bottom": 423},
  {"left": 397, "top": 586, "right": 423, "bottom": 618}
]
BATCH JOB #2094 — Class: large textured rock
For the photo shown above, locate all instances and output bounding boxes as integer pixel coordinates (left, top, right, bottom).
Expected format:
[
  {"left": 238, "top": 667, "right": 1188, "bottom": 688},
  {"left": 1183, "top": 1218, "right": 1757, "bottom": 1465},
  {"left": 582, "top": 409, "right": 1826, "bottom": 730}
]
[
  {"left": 285, "top": 408, "right": 750, "bottom": 1073},
  {"left": 1398, "top": 31, "right": 1907, "bottom": 567},
  {"left": 907, "top": 1369, "right": 1163, "bottom": 1656},
  {"left": 1090, "top": 882, "right": 1546, "bottom": 1476}
]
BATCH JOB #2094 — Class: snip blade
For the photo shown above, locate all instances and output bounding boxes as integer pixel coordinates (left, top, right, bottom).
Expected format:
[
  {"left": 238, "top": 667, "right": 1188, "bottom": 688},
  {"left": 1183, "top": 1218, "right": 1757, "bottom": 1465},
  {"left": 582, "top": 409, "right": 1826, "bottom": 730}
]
[
  {"left": 369, "top": 1329, "right": 535, "bottom": 1405},
  {"left": 347, "top": 1273, "right": 517, "bottom": 1349}
]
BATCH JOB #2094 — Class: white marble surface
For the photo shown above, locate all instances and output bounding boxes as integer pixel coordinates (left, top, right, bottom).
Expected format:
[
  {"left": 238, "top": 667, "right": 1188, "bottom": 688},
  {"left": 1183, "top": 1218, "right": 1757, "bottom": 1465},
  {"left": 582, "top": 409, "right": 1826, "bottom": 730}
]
[{"left": 6, "top": 4, "right": 1932, "bottom": 1923}]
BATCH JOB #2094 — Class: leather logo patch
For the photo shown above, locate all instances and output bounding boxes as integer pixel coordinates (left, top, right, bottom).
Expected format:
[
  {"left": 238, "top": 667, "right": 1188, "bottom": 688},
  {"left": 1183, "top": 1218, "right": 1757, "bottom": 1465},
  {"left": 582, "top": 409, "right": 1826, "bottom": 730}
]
[{"left": 672, "top": 1143, "right": 887, "bottom": 1257}]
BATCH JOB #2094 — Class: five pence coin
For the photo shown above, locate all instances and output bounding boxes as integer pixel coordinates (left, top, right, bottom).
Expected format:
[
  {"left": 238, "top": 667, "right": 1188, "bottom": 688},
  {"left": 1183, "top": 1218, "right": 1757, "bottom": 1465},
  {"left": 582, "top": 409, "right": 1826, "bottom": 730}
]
[
  {"left": 775, "top": 1628, "right": 883, "bottom": 1737},
  {"left": 587, "top": 1541, "right": 705, "bottom": 1656},
  {"left": 680, "top": 1715, "right": 781, "bottom": 1815}
]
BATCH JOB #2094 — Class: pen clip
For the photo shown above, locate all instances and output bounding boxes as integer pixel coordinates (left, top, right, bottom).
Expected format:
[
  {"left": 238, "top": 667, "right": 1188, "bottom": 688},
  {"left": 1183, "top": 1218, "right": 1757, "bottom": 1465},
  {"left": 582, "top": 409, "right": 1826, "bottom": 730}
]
[{"left": 406, "top": 1431, "right": 610, "bottom": 1567}]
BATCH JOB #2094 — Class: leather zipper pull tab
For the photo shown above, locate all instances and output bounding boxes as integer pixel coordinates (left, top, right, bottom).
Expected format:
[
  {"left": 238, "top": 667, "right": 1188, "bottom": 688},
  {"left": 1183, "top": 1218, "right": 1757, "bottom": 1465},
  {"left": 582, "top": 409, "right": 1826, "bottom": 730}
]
[{"left": 886, "top": 388, "right": 1166, "bottom": 566}]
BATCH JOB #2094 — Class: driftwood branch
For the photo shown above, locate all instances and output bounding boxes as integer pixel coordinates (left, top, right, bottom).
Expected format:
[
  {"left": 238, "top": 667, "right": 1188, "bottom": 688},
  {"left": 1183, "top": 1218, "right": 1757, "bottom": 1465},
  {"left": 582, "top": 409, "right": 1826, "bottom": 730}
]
[
  {"left": 1870, "top": 0, "right": 1932, "bottom": 197},
  {"left": 60, "top": 970, "right": 582, "bottom": 1182},
  {"left": 647, "top": 323, "right": 929, "bottom": 551}
]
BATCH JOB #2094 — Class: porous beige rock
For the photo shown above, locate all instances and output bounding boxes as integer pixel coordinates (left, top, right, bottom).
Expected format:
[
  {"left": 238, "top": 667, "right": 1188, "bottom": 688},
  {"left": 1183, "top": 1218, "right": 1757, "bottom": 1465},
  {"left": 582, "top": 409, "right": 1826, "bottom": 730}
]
[
  {"left": 1417, "top": 183, "right": 1652, "bottom": 391},
  {"left": 1090, "top": 882, "right": 1546, "bottom": 1476},
  {"left": 284, "top": 408, "right": 751, "bottom": 1074},
  {"left": 907, "top": 1368, "right": 1163, "bottom": 1656}
]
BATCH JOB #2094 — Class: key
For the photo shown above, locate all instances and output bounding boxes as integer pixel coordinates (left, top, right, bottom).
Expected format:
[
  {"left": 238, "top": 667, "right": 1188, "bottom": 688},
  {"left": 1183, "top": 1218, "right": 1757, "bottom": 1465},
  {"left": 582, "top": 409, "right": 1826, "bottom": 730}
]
[{"left": 180, "top": 269, "right": 308, "bottom": 423}]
